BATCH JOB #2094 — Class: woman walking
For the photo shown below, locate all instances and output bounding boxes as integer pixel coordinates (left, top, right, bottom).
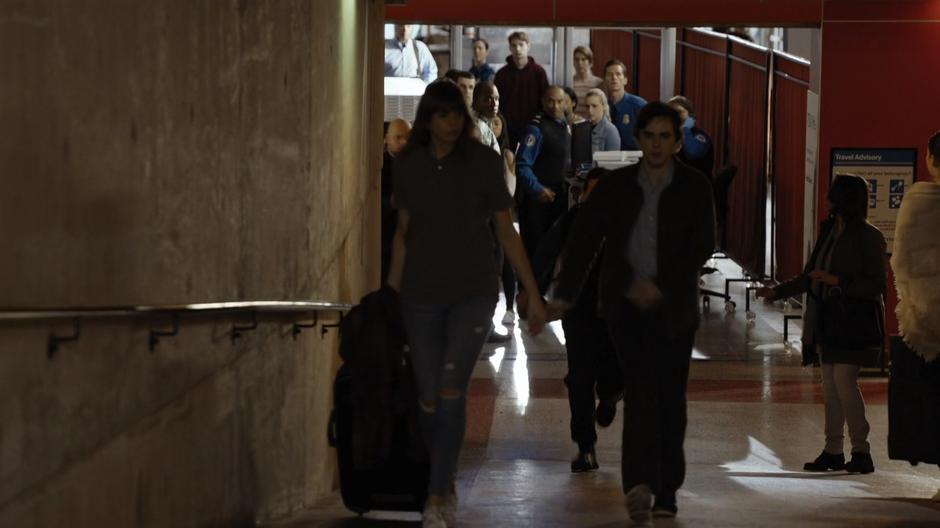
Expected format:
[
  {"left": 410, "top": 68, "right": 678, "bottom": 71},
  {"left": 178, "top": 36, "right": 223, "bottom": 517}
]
[
  {"left": 758, "top": 174, "right": 886, "bottom": 474},
  {"left": 387, "top": 80, "right": 546, "bottom": 527}
]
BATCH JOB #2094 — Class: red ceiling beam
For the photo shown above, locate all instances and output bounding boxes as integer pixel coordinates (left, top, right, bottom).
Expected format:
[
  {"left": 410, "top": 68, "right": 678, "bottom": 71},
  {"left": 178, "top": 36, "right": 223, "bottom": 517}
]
[
  {"left": 385, "top": 0, "right": 824, "bottom": 27},
  {"left": 823, "top": 0, "right": 940, "bottom": 22}
]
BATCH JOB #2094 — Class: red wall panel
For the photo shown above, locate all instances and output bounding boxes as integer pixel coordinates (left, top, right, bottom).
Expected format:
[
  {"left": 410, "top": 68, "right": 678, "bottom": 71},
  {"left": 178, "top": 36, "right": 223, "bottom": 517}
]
[
  {"left": 589, "top": 29, "right": 635, "bottom": 84},
  {"left": 679, "top": 30, "right": 727, "bottom": 179},
  {"left": 818, "top": 14, "right": 940, "bottom": 335},
  {"left": 636, "top": 31, "right": 661, "bottom": 102},
  {"left": 772, "top": 55, "right": 810, "bottom": 282}
]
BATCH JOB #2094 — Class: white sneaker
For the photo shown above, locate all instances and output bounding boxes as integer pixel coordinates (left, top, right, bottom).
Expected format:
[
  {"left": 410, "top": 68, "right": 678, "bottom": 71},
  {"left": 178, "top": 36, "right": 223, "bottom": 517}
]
[
  {"left": 422, "top": 502, "right": 447, "bottom": 528},
  {"left": 625, "top": 484, "right": 652, "bottom": 526},
  {"left": 502, "top": 310, "right": 516, "bottom": 326},
  {"left": 441, "top": 490, "right": 458, "bottom": 526}
]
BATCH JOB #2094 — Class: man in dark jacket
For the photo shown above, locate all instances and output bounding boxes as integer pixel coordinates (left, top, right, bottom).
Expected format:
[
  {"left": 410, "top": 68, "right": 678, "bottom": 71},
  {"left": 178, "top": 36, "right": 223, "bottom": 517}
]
[
  {"left": 494, "top": 31, "right": 549, "bottom": 150},
  {"left": 548, "top": 102, "right": 716, "bottom": 524},
  {"left": 529, "top": 168, "right": 622, "bottom": 473}
]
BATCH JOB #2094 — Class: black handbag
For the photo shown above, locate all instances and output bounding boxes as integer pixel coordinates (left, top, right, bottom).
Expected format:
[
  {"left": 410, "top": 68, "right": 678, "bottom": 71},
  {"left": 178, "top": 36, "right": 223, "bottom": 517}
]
[{"left": 819, "top": 288, "right": 884, "bottom": 349}]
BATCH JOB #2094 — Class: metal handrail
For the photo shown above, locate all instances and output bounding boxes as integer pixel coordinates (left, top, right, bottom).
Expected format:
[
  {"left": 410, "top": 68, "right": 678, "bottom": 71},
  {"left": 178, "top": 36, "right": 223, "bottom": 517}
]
[
  {"left": 0, "top": 300, "right": 353, "bottom": 321},
  {"left": 0, "top": 300, "right": 354, "bottom": 358}
]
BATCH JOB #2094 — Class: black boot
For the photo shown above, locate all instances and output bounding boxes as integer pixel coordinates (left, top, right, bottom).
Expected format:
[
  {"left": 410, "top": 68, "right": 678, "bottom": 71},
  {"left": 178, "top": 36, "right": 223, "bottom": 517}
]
[
  {"left": 570, "top": 449, "right": 599, "bottom": 473},
  {"left": 803, "top": 451, "right": 845, "bottom": 471},
  {"left": 845, "top": 452, "right": 875, "bottom": 474}
]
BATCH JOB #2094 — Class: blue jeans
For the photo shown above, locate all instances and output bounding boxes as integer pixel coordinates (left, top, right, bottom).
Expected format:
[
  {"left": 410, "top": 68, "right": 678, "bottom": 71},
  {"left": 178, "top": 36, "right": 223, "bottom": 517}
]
[{"left": 400, "top": 295, "right": 496, "bottom": 495}]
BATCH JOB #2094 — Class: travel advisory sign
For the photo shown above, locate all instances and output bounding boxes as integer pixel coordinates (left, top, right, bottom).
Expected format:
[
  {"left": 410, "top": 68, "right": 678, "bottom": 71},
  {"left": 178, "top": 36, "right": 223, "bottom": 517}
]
[{"left": 830, "top": 148, "right": 917, "bottom": 254}]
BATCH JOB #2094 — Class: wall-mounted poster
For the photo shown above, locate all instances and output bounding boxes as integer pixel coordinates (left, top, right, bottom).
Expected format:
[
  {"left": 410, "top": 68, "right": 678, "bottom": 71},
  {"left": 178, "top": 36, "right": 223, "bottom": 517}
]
[{"left": 830, "top": 148, "right": 917, "bottom": 254}]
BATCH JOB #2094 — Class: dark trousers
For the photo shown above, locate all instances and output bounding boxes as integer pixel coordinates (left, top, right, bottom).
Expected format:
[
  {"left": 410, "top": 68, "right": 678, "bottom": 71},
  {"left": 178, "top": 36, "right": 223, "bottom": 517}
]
[
  {"left": 519, "top": 187, "right": 566, "bottom": 259},
  {"left": 562, "top": 301, "right": 623, "bottom": 452},
  {"left": 606, "top": 301, "right": 695, "bottom": 503}
]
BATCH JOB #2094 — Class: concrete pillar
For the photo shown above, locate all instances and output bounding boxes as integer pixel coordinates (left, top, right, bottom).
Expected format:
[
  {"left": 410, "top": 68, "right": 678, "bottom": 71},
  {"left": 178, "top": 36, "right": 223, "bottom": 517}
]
[{"left": 0, "top": 0, "right": 385, "bottom": 525}]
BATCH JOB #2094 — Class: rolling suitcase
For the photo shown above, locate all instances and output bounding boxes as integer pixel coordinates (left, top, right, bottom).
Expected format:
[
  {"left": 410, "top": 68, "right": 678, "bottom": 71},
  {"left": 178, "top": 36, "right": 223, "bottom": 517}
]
[{"left": 328, "top": 363, "right": 429, "bottom": 514}]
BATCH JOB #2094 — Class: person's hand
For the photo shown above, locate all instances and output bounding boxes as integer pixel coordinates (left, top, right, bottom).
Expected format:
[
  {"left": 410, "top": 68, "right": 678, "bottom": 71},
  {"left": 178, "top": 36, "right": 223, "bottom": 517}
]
[
  {"left": 627, "top": 279, "right": 663, "bottom": 310},
  {"left": 526, "top": 294, "right": 547, "bottom": 336},
  {"left": 545, "top": 300, "right": 571, "bottom": 322},
  {"left": 809, "top": 270, "right": 839, "bottom": 287},
  {"left": 538, "top": 188, "right": 556, "bottom": 203},
  {"left": 755, "top": 286, "right": 775, "bottom": 299}
]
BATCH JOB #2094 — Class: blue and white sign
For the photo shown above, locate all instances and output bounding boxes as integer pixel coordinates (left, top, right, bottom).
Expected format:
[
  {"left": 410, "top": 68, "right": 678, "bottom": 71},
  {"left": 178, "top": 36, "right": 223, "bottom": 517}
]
[{"left": 831, "top": 148, "right": 917, "bottom": 254}]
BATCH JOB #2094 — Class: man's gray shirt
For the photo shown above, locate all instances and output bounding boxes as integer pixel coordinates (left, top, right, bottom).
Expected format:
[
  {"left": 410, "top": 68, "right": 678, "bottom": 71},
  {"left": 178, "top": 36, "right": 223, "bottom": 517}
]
[{"left": 624, "top": 163, "right": 675, "bottom": 286}]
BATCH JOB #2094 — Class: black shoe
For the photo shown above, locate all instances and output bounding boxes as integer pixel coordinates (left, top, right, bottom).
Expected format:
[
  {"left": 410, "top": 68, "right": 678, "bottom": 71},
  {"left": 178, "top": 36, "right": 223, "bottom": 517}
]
[
  {"left": 845, "top": 452, "right": 874, "bottom": 474},
  {"left": 652, "top": 502, "right": 677, "bottom": 518},
  {"left": 803, "top": 451, "right": 845, "bottom": 472},
  {"left": 652, "top": 492, "right": 677, "bottom": 518},
  {"left": 570, "top": 450, "right": 599, "bottom": 473},
  {"left": 596, "top": 398, "right": 618, "bottom": 428}
]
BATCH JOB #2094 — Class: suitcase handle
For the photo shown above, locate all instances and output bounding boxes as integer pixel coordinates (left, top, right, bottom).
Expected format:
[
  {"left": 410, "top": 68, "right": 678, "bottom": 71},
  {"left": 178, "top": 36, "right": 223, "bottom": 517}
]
[{"left": 327, "top": 409, "right": 338, "bottom": 447}]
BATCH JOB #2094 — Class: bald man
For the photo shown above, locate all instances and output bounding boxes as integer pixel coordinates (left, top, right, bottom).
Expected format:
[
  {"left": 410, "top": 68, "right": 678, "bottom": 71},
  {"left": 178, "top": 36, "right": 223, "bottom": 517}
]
[
  {"left": 515, "top": 86, "right": 571, "bottom": 257},
  {"left": 382, "top": 119, "right": 411, "bottom": 281}
]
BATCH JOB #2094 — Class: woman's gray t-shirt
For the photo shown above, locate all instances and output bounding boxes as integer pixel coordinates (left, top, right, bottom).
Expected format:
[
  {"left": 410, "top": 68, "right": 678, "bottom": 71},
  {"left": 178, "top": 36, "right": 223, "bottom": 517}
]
[{"left": 393, "top": 141, "right": 515, "bottom": 303}]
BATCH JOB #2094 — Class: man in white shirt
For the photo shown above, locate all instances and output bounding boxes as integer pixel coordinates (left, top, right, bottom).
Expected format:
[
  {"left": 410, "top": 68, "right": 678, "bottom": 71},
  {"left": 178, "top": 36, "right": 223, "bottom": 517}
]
[{"left": 384, "top": 24, "right": 438, "bottom": 83}]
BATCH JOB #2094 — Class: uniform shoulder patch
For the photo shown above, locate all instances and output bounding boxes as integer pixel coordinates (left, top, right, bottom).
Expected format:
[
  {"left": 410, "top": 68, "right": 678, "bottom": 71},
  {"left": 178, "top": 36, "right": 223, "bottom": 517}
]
[
  {"left": 695, "top": 133, "right": 708, "bottom": 143},
  {"left": 525, "top": 134, "right": 537, "bottom": 147}
]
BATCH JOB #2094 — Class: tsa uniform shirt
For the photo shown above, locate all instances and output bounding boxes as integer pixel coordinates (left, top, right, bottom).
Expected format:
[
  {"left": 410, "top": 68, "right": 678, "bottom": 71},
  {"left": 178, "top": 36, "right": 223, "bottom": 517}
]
[
  {"left": 677, "top": 117, "right": 715, "bottom": 178},
  {"left": 609, "top": 92, "right": 648, "bottom": 150},
  {"left": 516, "top": 115, "right": 571, "bottom": 198}
]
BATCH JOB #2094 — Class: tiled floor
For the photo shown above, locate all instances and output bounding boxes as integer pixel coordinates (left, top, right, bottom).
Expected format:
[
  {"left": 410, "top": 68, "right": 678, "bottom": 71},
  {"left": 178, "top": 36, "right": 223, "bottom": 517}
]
[{"left": 275, "top": 260, "right": 940, "bottom": 527}]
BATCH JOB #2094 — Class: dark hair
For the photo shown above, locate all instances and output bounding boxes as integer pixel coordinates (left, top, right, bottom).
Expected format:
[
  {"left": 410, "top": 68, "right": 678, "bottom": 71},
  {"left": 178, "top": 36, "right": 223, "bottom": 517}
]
[
  {"left": 562, "top": 86, "right": 578, "bottom": 107},
  {"left": 508, "top": 31, "right": 529, "bottom": 44},
  {"left": 634, "top": 101, "right": 682, "bottom": 141},
  {"left": 929, "top": 130, "right": 940, "bottom": 160},
  {"left": 473, "top": 37, "right": 489, "bottom": 50},
  {"left": 471, "top": 81, "right": 496, "bottom": 115},
  {"left": 401, "top": 81, "right": 475, "bottom": 158},
  {"left": 444, "top": 69, "right": 474, "bottom": 83},
  {"left": 828, "top": 174, "right": 870, "bottom": 222},
  {"left": 493, "top": 113, "right": 510, "bottom": 151},
  {"left": 603, "top": 59, "right": 627, "bottom": 76},
  {"left": 667, "top": 95, "right": 695, "bottom": 118}
]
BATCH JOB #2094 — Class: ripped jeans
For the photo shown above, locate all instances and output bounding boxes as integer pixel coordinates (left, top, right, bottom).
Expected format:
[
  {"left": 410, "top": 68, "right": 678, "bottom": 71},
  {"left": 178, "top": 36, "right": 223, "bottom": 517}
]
[{"left": 400, "top": 295, "right": 496, "bottom": 495}]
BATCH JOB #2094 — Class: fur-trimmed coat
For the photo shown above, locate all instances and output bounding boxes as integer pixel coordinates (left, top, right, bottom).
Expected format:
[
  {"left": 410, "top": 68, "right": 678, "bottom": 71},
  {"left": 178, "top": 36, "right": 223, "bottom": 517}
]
[{"left": 892, "top": 181, "right": 940, "bottom": 363}]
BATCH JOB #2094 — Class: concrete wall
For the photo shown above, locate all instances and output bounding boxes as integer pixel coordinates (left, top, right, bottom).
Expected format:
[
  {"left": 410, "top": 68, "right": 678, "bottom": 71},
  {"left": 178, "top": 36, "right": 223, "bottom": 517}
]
[{"left": 0, "top": 1, "right": 384, "bottom": 526}]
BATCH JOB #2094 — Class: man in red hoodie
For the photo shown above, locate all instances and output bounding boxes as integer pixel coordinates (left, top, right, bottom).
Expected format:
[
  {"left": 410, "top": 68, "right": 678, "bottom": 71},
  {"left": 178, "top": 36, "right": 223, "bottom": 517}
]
[{"left": 494, "top": 31, "right": 550, "bottom": 150}]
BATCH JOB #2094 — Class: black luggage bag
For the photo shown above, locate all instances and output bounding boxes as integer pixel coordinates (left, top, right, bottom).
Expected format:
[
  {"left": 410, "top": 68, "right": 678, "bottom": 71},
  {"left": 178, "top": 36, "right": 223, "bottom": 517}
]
[
  {"left": 887, "top": 336, "right": 940, "bottom": 465},
  {"left": 328, "top": 364, "right": 429, "bottom": 514},
  {"left": 327, "top": 287, "right": 429, "bottom": 515}
]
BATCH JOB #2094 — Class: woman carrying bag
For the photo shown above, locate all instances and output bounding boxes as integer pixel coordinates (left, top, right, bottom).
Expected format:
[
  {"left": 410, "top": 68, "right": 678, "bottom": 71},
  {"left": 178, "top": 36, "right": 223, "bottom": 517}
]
[
  {"left": 388, "top": 80, "right": 546, "bottom": 527},
  {"left": 758, "top": 174, "right": 887, "bottom": 474}
]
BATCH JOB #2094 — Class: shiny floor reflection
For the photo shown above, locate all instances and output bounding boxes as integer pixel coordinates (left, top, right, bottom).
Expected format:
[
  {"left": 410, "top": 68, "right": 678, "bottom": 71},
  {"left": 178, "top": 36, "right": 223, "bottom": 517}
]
[{"left": 273, "top": 260, "right": 940, "bottom": 527}]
